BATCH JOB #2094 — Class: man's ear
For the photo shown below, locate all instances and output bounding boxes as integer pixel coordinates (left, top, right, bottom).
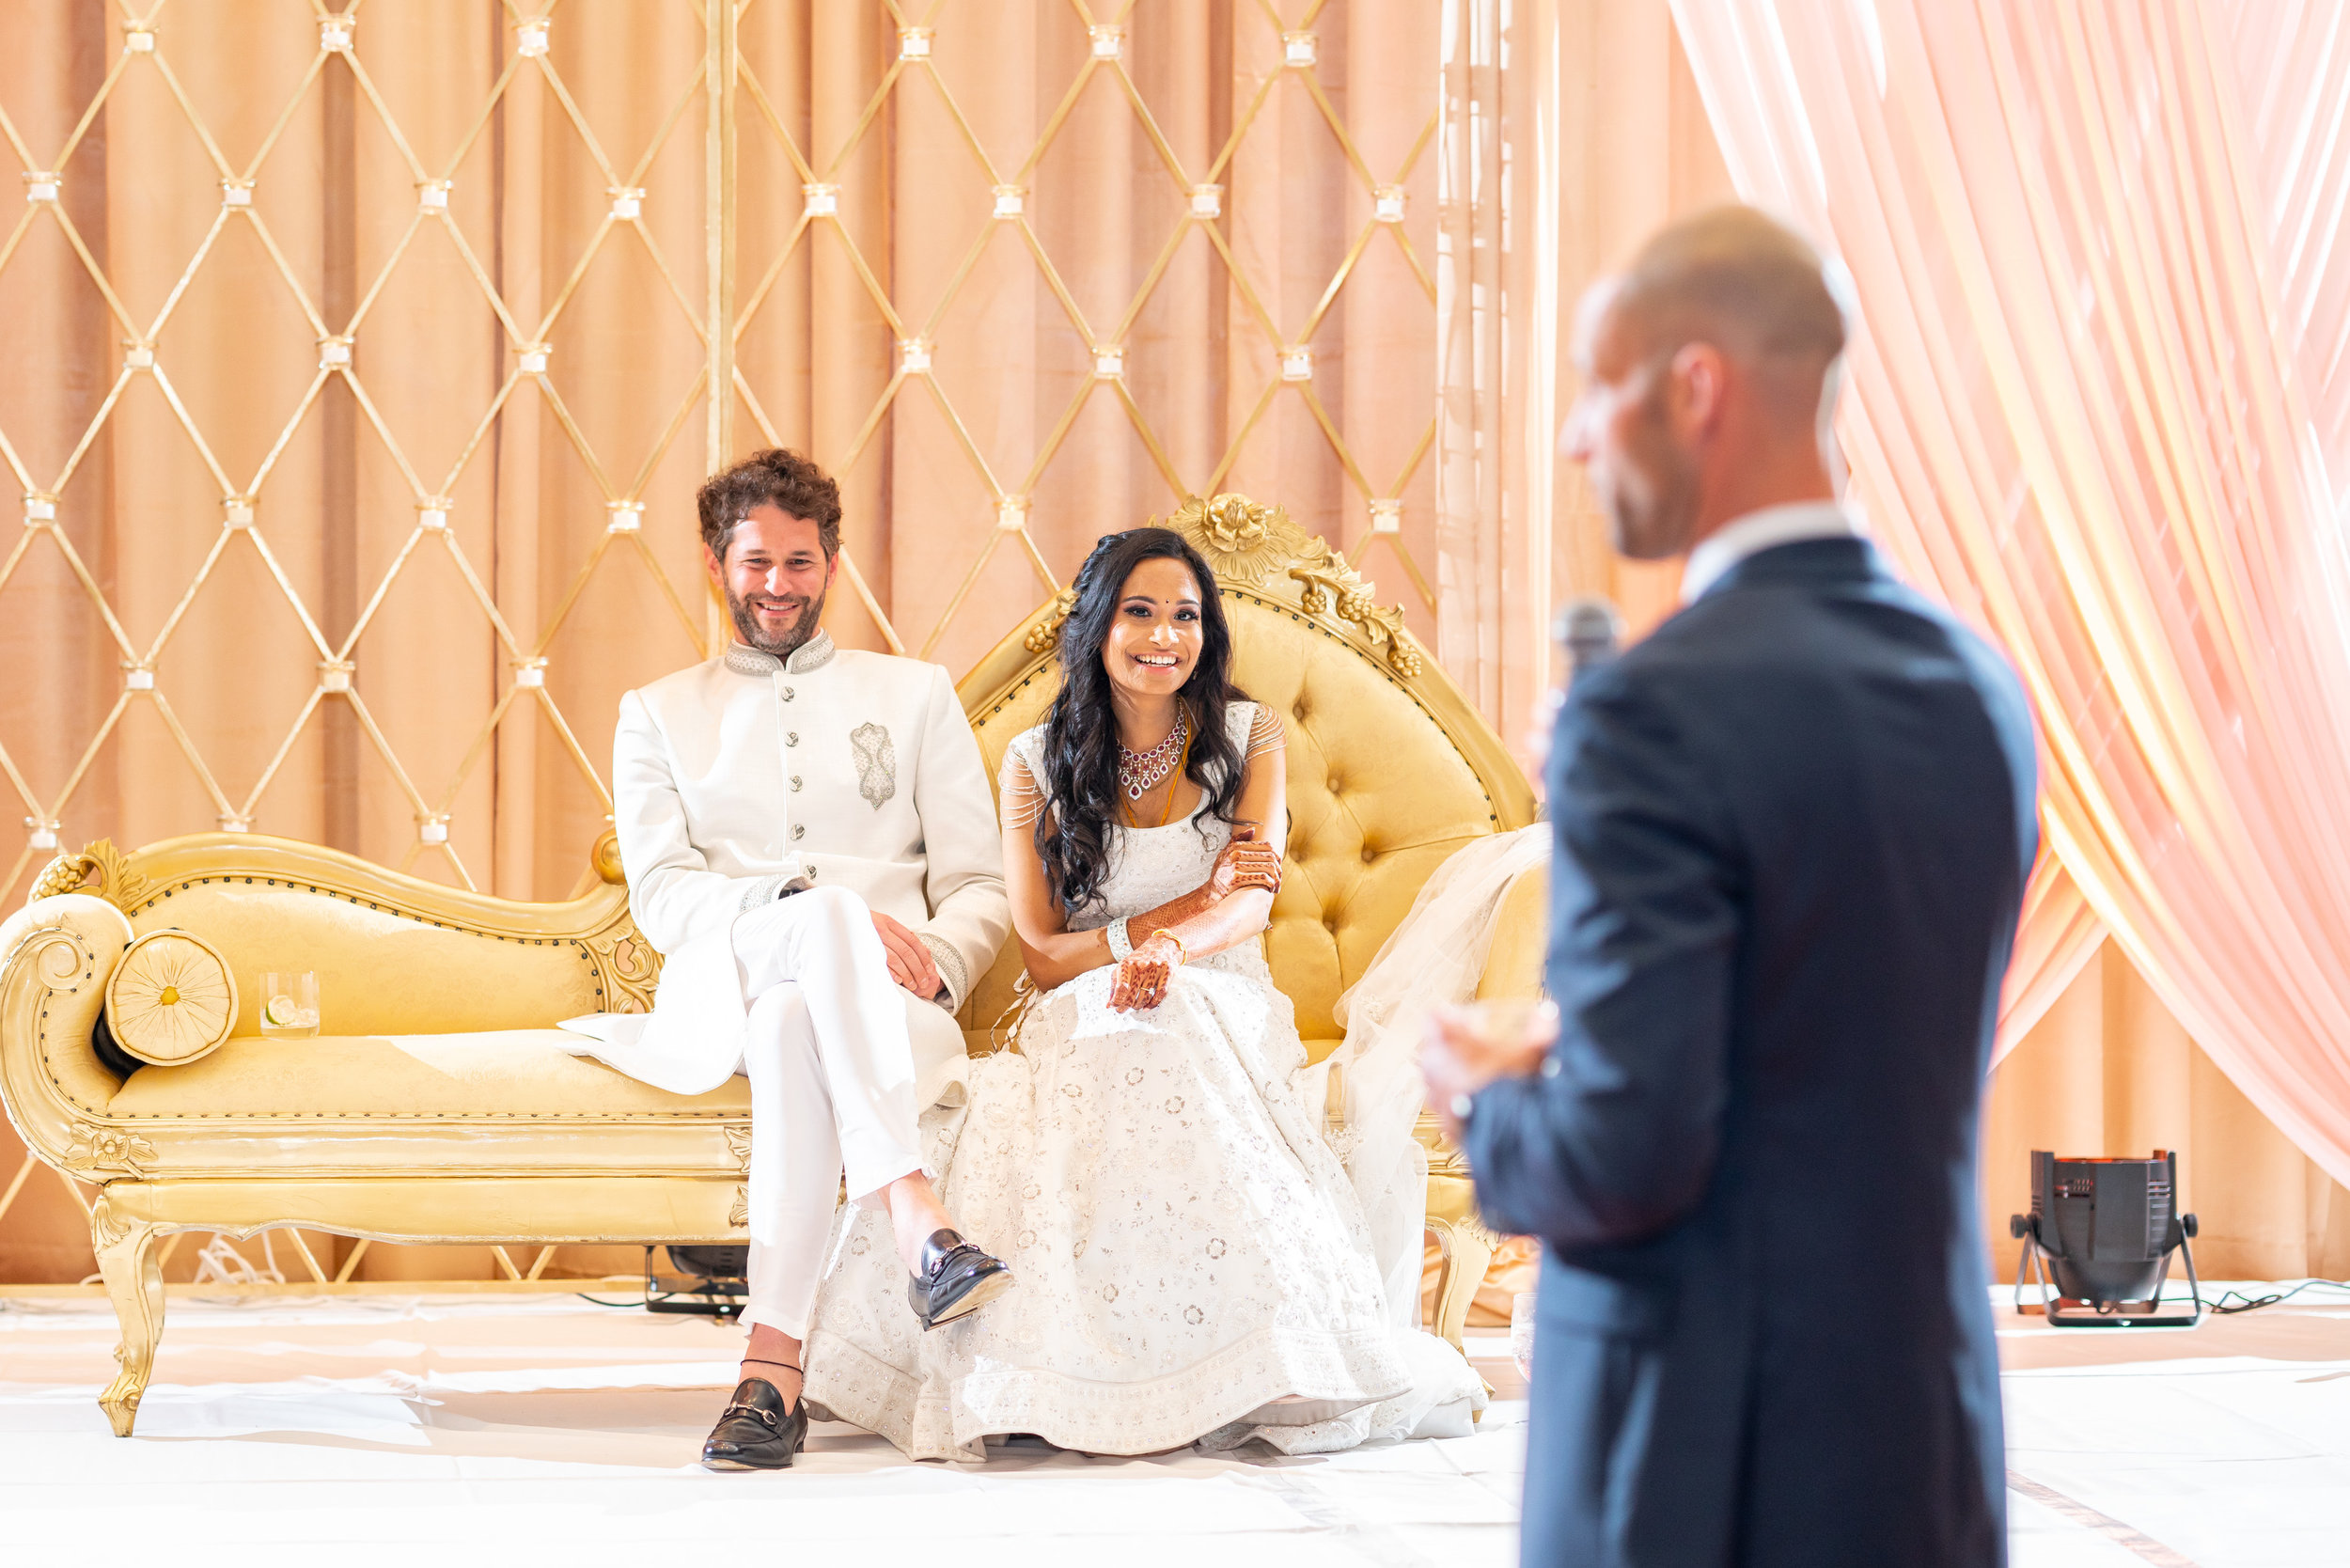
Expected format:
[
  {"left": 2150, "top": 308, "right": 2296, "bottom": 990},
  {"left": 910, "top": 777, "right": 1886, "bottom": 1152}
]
[
  {"left": 1669, "top": 342, "right": 1728, "bottom": 441},
  {"left": 824, "top": 549, "right": 841, "bottom": 588},
  {"left": 703, "top": 542, "right": 725, "bottom": 587}
]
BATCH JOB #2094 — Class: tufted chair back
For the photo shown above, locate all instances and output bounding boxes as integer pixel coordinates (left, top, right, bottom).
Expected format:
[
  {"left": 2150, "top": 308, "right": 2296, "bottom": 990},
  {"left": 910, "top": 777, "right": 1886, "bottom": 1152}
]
[{"left": 957, "top": 494, "right": 1536, "bottom": 1060}]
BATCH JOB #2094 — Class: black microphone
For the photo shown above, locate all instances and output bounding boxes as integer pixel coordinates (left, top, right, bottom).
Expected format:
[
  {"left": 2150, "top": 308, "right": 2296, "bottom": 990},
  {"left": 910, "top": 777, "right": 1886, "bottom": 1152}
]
[{"left": 1553, "top": 596, "right": 1623, "bottom": 691}]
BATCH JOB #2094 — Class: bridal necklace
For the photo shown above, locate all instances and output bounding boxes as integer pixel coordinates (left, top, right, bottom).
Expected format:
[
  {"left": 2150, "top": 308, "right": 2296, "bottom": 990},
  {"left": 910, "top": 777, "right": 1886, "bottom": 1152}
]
[
  {"left": 1118, "top": 708, "right": 1189, "bottom": 812},
  {"left": 1124, "top": 725, "right": 1192, "bottom": 829}
]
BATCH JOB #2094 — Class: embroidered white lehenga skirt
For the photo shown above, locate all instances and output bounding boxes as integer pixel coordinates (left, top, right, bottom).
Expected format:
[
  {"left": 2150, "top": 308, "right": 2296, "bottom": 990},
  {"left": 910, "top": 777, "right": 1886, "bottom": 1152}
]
[{"left": 801, "top": 950, "right": 1478, "bottom": 1461}]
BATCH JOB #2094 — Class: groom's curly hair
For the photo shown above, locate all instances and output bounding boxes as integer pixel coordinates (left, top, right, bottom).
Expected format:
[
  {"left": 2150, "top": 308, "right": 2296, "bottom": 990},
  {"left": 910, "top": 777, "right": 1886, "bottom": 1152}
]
[
  {"left": 1034, "top": 527, "right": 1250, "bottom": 915},
  {"left": 697, "top": 448, "right": 843, "bottom": 560}
]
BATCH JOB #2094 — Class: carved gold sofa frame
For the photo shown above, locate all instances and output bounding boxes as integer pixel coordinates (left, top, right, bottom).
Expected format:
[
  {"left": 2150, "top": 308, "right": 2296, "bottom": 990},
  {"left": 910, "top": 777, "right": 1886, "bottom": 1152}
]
[{"left": 0, "top": 493, "right": 1543, "bottom": 1439}]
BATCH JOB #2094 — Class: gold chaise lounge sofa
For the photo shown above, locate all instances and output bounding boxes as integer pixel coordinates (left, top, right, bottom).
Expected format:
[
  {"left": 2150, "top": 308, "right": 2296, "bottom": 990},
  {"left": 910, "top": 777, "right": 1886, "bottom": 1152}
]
[{"left": 0, "top": 494, "right": 1543, "bottom": 1437}]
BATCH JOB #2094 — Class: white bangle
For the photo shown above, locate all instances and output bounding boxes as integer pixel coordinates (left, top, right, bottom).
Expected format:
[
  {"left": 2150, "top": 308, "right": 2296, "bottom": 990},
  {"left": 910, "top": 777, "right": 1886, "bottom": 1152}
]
[{"left": 1105, "top": 918, "right": 1134, "bottom": 962}]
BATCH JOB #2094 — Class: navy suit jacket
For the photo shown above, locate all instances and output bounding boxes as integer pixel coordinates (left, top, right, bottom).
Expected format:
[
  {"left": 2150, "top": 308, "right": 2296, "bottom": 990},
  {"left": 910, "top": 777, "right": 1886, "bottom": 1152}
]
[{"left": 1465, "top": 538, "right": 2035, "bottom": 1567}]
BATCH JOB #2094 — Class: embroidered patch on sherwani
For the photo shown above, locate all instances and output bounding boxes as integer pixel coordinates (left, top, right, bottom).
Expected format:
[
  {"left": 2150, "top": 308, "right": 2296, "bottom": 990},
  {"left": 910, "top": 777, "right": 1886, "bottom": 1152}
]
[{"left": 851, "top": 722, "right": 897, "bottom": 808}]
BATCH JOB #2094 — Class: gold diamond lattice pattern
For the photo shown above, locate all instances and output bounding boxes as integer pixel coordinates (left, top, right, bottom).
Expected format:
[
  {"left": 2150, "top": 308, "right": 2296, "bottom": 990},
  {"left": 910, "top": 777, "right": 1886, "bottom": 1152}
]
[
  {"left": 731, "top": 0, "right": 1439, "bottom": 676},
  {"left": 0, "top": 3, "right": 1437, "bottom": 1285},
  {"left": 0, "top": 1, "right": 737, "bottom": 1289},
  {"left": 0, "top": 1, "right": 740, "bottom": 904}
]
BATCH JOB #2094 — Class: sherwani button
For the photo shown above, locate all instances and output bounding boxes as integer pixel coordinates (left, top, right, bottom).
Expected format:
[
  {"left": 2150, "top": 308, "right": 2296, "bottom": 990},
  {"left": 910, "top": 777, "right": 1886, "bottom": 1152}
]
[
  {"left": 791, "top": 776, "right": 803, "bottom": 792},
  {"left": 783, "top": 686, "right": 794, "bottom": 701},
  {"left": 787, "top": 732, "right": 799, "bottom": 746},
  {"left": 791, "top": 823, "right": 806, "bottom": 841},
  {"left": 803, "top": 862, "right": 816, "bottom": 878}
]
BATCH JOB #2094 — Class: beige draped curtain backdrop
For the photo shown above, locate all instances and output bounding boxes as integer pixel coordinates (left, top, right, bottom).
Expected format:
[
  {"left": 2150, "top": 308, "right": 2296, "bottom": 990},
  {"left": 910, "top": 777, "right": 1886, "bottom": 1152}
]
[
  {"left": 0, "top": 0, "right": 1449, "bottom": 1283},
  {"left": 1670, "top": 0, "right": 2350, "bottom": 1277},
  {"left": 763, "top": 3, "right": 1444, "bottom": 680},
  {"left": 0, "top": 2, "right": 736, "bottom": 1281}
]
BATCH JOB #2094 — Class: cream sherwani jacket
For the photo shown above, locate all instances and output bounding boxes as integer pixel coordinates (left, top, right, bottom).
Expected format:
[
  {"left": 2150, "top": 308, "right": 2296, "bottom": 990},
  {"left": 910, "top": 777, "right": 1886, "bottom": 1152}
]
[{"left": 565, "top": 629, "right": 1009, "bottom": 1104}]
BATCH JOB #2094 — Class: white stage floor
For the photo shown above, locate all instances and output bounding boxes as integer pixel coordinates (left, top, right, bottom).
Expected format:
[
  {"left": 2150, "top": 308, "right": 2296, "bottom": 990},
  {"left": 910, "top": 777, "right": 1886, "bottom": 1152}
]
[{"left": 2, "top": 1286, "right": 2345, "bottom": 1565}]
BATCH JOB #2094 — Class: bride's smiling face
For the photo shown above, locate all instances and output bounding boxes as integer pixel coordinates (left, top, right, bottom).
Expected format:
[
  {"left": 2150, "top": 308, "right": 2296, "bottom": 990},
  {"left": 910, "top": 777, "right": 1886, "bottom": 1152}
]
[{"left": 1101, "top": 557, "right": 1204, "bottom": 701}]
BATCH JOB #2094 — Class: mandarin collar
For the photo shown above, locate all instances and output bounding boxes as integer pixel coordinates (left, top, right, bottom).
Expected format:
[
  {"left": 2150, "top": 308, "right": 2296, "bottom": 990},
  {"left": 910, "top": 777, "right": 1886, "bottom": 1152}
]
[{"left": 724, "top": 629, "right": 836, "bottom": 677}]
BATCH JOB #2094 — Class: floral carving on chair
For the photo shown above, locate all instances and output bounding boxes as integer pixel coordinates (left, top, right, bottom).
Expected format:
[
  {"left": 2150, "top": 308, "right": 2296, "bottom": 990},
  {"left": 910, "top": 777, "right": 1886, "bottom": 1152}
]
[
  {"left": 584, "top": 927, "right": 663, "bottom": 1013},
  {"left": 1289, "top": 548, "right": 1423, "bottom": 677},
  {"left": 63, "top": 1122, "right": 158, "bottom": 1176},
  {"left": 1023, "top": 588, "right": 1079, "bottom": 653},
  {"left": 1168, "top": 493, "right": 1312, "bottom": 588},
  {"left": 89, "top": 1200, "right": 134, "bottom": 1250},
  {"left": 32, "top": 839, "right": 154, "bottom": 912}
]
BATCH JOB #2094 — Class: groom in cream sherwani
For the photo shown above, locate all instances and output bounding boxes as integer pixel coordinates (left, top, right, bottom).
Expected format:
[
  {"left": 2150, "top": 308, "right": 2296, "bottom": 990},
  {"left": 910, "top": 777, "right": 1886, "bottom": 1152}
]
[{"left": 566, "top": 447, "right": 1014, "bottom": 1470}]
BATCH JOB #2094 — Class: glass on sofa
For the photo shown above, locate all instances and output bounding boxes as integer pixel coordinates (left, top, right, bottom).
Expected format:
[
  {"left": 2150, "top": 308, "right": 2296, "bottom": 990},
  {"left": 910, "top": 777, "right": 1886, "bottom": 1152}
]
[{"left": 258, "top": 971, "right": 320, "bottom": 1040}]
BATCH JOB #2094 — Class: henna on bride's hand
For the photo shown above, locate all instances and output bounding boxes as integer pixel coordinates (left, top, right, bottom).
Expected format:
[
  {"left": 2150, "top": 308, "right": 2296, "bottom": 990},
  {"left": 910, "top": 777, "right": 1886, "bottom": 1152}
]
[
  {"left": 1109, "top": 952, "right": 1170, "bottom": 1011},
  {"left": 1221, "top": 850, "right": 1282, "bottom": 897},
  {"left": 1204, "top": 832, "right": 1283, "bottom": 902},
  {"left": 1110, "top": 933, "right": 1183, "bottom": 1011},
  {"left": 1228, "top": 856, "right": 1280, "bottom": 893}
]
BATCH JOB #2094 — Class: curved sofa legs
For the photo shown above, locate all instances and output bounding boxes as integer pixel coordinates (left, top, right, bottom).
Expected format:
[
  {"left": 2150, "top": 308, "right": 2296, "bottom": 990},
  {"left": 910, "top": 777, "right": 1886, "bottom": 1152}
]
[
  {"left": 90, "top": 1195, "right": 164, "bottom": 1437},
  {"left": 1426, "top": 1209, "right": 1496, "bottom": 1356}
]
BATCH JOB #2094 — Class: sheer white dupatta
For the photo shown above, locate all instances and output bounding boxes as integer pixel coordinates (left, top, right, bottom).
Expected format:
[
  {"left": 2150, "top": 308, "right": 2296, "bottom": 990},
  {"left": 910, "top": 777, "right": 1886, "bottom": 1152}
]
[{"left": 1300, "top": 825, "right": 1550, "bottom": 1328}]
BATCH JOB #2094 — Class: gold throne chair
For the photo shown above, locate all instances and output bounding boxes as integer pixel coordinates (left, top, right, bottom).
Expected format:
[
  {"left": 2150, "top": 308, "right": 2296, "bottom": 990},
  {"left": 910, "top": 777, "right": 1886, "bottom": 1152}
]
[{"left": 0, "top": 492, "right": 1543, "bottom": 1441}]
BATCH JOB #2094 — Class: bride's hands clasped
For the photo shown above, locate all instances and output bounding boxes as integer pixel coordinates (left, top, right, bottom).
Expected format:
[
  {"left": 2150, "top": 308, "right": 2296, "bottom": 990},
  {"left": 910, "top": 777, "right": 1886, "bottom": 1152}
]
[
  {"left": 1106, "top": 827, "right": 1280, "bottom": 1012},
  {"left": 1204, "top": 823, "right": 1282, "bottom": 902}
]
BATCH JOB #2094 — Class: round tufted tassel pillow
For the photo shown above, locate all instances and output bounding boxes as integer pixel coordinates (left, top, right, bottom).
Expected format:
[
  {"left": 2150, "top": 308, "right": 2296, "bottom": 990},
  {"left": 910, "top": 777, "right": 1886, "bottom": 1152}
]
[{"left": 104, "top": 929, "right": 239, "bottom": 1067}]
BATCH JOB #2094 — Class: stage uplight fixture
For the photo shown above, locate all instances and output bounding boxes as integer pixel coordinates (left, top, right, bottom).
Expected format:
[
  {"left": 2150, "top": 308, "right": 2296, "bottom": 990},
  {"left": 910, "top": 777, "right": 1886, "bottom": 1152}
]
[{"left": 2010, "top": 1150, "right": 2202, "bottom": 1327}]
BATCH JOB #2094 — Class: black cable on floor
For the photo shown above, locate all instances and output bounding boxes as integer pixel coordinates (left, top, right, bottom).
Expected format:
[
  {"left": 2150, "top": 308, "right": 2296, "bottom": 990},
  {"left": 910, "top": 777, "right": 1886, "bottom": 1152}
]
[{"left": 2204, "top": 1278, "right": 2350, "bottom": 1315}]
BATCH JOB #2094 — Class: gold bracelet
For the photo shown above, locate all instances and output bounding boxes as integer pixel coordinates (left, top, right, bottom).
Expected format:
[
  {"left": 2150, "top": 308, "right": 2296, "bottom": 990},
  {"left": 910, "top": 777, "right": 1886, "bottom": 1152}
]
[{"left": 1149, "top": 928, "right": 1189, "bottom": 966}]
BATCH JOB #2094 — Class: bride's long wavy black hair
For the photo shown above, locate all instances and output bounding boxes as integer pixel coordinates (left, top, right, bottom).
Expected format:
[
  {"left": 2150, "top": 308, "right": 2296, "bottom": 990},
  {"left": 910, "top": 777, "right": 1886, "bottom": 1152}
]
[{"left": 1034, "top": 527, "right": 1249, "bottom": 914}]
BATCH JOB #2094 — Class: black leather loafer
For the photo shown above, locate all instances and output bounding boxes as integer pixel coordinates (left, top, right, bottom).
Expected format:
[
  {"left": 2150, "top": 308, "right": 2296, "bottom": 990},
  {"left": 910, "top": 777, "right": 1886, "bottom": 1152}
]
[
  {"left": 699, "top": 1376, "right": 808, "bottom": 1470},
  {"left": 907, "top": 1228, "right": 1014, "bottom": 1331}
]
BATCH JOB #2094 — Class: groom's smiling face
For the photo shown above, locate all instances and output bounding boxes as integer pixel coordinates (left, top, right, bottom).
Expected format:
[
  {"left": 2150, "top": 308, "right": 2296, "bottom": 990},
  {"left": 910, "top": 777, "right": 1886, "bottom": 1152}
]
[{"left": 710, "top": 506, "right": 837, "bottom": 657}]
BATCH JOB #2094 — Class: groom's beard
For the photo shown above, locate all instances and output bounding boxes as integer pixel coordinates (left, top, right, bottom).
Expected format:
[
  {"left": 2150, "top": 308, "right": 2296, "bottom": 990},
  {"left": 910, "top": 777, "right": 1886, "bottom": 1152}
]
[{"left": 728, "top": 581, "right": 828, "bottom": 659}]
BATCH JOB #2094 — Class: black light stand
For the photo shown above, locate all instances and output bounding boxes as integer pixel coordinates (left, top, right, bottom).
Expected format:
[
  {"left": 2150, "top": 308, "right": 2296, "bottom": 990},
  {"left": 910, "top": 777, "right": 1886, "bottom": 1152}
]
[
  {"left": 644, "top": 1244, "right": 749, "bottom": 1320},
  {"left": 2010, "top": 1149, "right": 2203, "bottom": 1327}
]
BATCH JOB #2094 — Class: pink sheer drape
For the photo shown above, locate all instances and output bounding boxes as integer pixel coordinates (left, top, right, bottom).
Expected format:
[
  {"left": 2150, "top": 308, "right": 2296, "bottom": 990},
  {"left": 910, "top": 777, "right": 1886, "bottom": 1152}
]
[
  {"left": 1668, "top": 0, "right": 2350, "bottom": 1185},
  {"left": 1996, "top": 855, "right": 2102, "bottom": 1066}
]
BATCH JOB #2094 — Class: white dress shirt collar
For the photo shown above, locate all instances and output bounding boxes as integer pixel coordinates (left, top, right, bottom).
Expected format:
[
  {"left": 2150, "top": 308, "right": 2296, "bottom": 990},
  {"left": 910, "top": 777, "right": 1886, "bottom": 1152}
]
[{"left": 1679, "top": 500, "right": 1861, "bottom": 604}]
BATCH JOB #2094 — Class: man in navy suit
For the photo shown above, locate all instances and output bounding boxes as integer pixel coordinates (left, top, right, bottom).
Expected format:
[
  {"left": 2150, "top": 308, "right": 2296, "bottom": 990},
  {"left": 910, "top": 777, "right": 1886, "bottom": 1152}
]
[{"left": 1423, "top": 207, "right": 2034, "bottom": 1566}]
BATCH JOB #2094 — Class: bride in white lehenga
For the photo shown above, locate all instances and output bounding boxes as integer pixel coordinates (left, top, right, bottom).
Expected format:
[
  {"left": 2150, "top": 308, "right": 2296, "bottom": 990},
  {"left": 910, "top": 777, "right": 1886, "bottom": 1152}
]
[{"left": 803, "top": 527, "right": 1483, "bottom": 1461}]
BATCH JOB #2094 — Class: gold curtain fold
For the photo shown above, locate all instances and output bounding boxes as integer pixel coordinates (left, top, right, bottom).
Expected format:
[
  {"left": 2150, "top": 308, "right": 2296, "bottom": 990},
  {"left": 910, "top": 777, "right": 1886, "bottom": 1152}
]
[
  {"left": 1668, "top": 0, "right": 2350, "bottom": 1277},
  {"left": 1438, "top": 0, "right": 1733, "bottom": 764},
  {"left": 1435, "top": 0, "right": 1559, "bottom": 738}
]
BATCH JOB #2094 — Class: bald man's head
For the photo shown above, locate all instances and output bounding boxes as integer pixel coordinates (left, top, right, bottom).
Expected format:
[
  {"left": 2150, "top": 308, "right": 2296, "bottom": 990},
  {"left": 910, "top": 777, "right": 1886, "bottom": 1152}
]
[
  {"left": 1608, "top": 205, "right": 1849, "bottom": 373},
  {"left": 1563, "top": 206, "right": 1851, "bottom": 560}
]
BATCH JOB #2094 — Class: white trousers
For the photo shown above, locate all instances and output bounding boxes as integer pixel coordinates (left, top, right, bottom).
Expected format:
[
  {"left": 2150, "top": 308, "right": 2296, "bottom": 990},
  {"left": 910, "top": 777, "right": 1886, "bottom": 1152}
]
[{"left": 731, "top": 886, "right": 955, "bottom": 1340}]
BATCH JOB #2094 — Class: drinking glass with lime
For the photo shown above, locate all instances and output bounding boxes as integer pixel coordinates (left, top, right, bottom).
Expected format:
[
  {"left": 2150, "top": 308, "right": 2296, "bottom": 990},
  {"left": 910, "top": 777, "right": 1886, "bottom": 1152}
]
[{"left": 258, "top": 970, "right": 320, "bottom": 1040}]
